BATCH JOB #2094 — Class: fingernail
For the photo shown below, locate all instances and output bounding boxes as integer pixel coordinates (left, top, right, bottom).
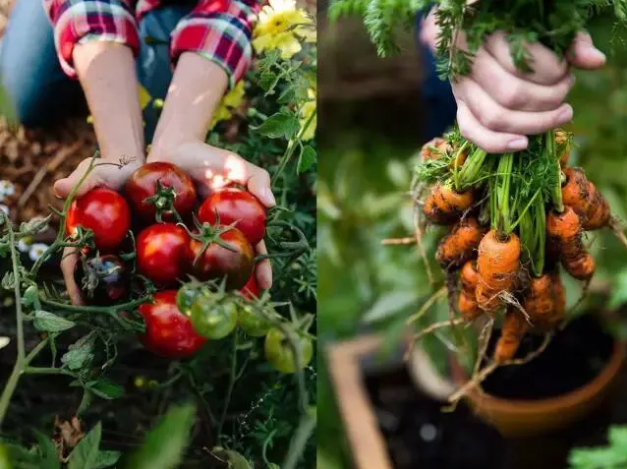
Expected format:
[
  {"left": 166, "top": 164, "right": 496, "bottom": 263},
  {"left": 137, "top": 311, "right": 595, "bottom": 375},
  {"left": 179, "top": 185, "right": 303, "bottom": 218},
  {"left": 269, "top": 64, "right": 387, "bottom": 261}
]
[
  {"left": 569, "top": 74, "right": 576, "bottom": 86},
  {"left": 589, "top": 48, "right": 606, "bottom": 62},
  {"left": 507, "top": 138, "right": 528, "bottom": 151},
  {"left": 264, "top": 188, "right": 276, "bottom": 207},
  {"left": 557, "top": 105, "right": 574, "bottom": 124}
]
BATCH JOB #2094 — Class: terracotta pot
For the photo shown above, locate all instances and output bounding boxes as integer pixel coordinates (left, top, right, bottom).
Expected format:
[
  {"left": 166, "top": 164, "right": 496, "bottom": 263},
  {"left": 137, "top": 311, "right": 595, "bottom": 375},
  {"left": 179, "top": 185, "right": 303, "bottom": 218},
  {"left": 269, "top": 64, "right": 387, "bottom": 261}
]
[{"left": 450, "top": 341, "right": 626, "bottom": 438}]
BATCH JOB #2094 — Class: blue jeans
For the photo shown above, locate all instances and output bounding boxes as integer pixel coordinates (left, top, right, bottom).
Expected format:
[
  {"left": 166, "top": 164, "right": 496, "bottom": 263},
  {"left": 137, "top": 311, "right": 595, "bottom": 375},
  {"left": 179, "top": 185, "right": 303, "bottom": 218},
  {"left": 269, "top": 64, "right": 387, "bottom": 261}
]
[{"left": 0, "top": 0, "right": 192, "bottom": 141}]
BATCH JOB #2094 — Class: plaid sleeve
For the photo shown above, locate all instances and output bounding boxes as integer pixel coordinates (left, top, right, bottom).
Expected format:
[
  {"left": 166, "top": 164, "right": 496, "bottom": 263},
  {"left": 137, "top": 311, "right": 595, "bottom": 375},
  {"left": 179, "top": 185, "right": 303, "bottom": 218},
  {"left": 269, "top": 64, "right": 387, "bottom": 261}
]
[
  {"left": 44, "top": 0, "right": 140, "bottom": 78},
  {"left": 170, "top": 0, "right": 259, "bottom": 89}
]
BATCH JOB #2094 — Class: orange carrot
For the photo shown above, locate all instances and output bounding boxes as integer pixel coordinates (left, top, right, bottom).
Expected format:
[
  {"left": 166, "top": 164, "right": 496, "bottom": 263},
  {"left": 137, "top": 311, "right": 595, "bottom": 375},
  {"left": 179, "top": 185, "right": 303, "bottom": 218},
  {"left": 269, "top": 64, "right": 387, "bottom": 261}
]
[
  {"left": 547, "top": 207, "right": 596, "bottom": 281},
  {"left": 420, "top": 137, "right": 450, "bottom": 161},
  {"left": 561, "top": 168, "right": 610, "bottom": 231},
  {"left": 494, "top": 308, "right": 529, "bottom": 363},
  {"left": 458, "top": 260, "right": 482, "bottom": 321},
  {"left": 436, "top": 218, "right": 486, "bottom": 268},
  {"left": 522, "top": 272, "right": 564, "bottom": 332},
  {"left": 583, "top": 181, "right": 611, "bottom": 230},
  {"left": 475, "top": 230, "right": 521, "bottom": 314},
  {"left": 423, "top": 183, "right": 474, "bottom": 225}
]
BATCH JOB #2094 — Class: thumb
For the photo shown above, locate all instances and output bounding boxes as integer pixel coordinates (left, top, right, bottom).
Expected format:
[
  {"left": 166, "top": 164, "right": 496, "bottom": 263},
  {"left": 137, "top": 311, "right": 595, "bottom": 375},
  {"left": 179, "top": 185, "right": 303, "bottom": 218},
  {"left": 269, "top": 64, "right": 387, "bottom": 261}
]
[
  {"left": 53, "top": 173, "right": 99, "bottom": 199},
  {"left": 568, "top": 32, "right": 606, "bottom": 70}
]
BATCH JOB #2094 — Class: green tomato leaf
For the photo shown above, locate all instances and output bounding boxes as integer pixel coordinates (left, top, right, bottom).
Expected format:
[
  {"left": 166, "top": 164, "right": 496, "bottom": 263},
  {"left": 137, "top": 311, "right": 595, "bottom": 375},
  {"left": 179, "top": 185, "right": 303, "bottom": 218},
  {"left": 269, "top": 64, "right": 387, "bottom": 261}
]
[
  {"left": 94, "top": 450, "right": 121, "bottom": 469},
  {"left": 33, "top": 311, "right": 75, "bottom": 333},
  {"left": 362, "top": 291, "right": 419, "bottom": 324},
  {"left": 33, "top": 431, "right": 60, "bottom": 469},
  {"left": 255, "top": 112, "right": 299, "bottom": 140},
  {"left": 62, "top": 336, "right": 95, "bottom": 371},
  {"left": 259, "top": 71, "right": 279, "bottom": 93},
  {"left": 86, "top": 379, "right": 124, "bottom": 400},
  {"left": 68, "top": 423, "right": 102, "bottom": 469},
  {"left": 19, "top": 215, "right": 50, "bottom": 235},
  {"left": 22, "top": 285, "right": 39, "bottom": 307},
  {"left": 125, "top": 404, "right": 196, "bottom": 469},
  {"left": 298, "top": 146, "right": 316, "bottom": 174}
]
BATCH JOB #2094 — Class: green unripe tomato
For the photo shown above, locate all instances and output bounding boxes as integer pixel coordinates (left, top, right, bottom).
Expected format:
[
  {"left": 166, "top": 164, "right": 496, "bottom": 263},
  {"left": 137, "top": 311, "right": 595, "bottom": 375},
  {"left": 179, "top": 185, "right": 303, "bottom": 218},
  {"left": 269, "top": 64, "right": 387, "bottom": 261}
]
[
  {"left": 264, "top": 328, "right": 313, "bottom": 373},
  {"left": 190, "top": 297, "right": 237, "bottom": 340},
  {"left": 237, "top": 304, "right": 270, "bottom": 337},
  {"left": 176, "top": 284, "right": 204, "bottom": 316}
]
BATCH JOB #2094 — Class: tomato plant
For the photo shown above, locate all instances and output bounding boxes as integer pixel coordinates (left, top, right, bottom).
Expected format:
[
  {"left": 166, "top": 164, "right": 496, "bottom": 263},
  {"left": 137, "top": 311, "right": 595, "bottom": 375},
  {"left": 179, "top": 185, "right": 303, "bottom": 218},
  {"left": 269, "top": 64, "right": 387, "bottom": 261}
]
[
  {"left": 198, "top": 188, "right": 267, "bottom": 245},
  {"left": 66, "top": 187, "right": 130, "bottom": 251},
  {"left": 138, "top": 290, "right": 206, "bottom": 358},
  {"left": 137, "top": 222, "right": 190, "bottom": 286},
  {"left": 186, "top": 227, "right": 254, "bottom": 289},
  {"left": 0, "top": 4, "right": 317, "bottom": 467},
  {"left": 125, "top": 161, "right": 197, "bottom": 223}
]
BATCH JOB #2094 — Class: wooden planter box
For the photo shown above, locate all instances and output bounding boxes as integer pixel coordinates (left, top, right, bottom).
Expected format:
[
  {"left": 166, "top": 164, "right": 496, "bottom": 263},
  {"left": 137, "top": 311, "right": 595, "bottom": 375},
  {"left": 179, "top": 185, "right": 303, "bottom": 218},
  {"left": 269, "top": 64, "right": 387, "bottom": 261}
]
[{"left": 327, "top": 335, "right": 394, "bottom": 469}]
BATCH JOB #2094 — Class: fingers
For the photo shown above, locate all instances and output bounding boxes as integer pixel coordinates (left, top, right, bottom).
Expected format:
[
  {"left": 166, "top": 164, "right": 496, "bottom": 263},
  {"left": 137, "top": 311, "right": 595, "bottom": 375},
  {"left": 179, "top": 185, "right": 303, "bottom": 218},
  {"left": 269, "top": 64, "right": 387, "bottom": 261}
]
[
  {"left": 568, "top": 32, "right": 606, "bottom": 70},
  {"left": 54, "top": 159, "right": 104, "bottom": 199},
  {"left": 163, "top": 141, "right": 276, "bottom": 208},
  {"left": 456, "top": 101, "right": 528, "bottom": 153},
  {"left": 61, "top": 247, "right": 84, "bottom": 305},
  {"left": 255, "top": 240, "right": 272, "bottom": 290},
  {"left": 54, "top": 157, "right": 142, "bottom": 199},
  {"left": 484, "top": 32, "right": 569, "bottom": 85},
  {"left": 471, "top": 48, "right": 575, "bottom": 112},
  {"left": 454, "top": 78, "right": 573, "bottom": 138}
]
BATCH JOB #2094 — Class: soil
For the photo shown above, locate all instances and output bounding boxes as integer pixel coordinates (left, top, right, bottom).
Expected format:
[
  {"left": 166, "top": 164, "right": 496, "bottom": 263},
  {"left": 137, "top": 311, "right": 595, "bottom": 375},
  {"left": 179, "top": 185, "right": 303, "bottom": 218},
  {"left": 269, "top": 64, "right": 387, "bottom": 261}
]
[
  {"left": 364, "top": 314, "right": 627, "bottom": 469},
  {"left": 483, "top": 313, "right": 615, "bottom": 400}
]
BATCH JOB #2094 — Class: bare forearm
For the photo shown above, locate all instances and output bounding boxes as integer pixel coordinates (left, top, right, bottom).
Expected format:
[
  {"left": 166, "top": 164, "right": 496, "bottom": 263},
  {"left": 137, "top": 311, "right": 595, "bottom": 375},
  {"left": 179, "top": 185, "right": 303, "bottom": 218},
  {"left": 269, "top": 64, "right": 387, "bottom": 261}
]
[
  {"left": 150, "top": 52, "right": 228, "bottom": 157},
  {"left": 73, "top": 42, "right": 145, "bottom": 162}
]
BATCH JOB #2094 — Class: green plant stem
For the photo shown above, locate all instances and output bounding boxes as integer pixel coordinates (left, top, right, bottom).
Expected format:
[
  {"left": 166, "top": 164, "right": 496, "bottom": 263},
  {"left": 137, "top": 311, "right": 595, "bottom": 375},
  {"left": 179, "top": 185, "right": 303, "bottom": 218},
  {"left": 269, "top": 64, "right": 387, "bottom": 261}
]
[
  {"left": 271, "top": 108, "right": 317, "bottom": 185},
  {"left": 40, "top": 297, "right": 148, "bottom": 314},
  {"left": 24, "top": 367, "right": 73, "bottom": 376},
  {"left": 0, "top": 221, "right": 26, "bottom": 428},
  {"left": 458, "top": 147, "right": 487, "bottom": 188},
  {"left": 282, "top": 411, "right": 316, "bottom": 469},
  {"left": 30, "top": 157, "right": 97, "bottom": 277},
  {"left": 217, "top": 332, "right": 239, "bottom": 441}
]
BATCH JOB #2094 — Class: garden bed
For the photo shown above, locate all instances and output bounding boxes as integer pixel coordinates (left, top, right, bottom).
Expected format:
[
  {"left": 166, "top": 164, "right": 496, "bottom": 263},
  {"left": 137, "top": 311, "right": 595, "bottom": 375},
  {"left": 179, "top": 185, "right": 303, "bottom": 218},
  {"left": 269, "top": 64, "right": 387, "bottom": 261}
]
[{"left": 328, "top": 316, "right": 627, "bottom": 469}]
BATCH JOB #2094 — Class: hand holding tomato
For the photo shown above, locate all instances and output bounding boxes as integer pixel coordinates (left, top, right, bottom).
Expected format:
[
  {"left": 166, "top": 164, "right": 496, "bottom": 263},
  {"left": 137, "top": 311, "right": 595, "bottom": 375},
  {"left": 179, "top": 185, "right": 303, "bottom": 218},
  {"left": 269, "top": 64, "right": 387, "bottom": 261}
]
[{"left": 147, "top": 141, "right": 275, "bottom": 289}]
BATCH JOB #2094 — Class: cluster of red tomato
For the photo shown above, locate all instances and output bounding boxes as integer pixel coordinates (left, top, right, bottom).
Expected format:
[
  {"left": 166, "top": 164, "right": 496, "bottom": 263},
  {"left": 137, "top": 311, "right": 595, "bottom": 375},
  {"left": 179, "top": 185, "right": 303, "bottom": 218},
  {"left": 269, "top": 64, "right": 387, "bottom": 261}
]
[{"left": 66, "top": 162, "right": 273, "bottom": 359}]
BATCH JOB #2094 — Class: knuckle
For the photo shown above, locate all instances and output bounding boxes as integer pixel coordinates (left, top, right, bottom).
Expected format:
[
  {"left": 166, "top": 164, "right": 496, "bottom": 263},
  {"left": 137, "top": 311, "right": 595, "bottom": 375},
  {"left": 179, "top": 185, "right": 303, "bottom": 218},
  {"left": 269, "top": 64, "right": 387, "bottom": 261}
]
[
  {"left": 479, "top": 108, "right": 505, "bottom": 131},
  {"left": 496, "top": 83, "right": 523, "bottom": 109}
]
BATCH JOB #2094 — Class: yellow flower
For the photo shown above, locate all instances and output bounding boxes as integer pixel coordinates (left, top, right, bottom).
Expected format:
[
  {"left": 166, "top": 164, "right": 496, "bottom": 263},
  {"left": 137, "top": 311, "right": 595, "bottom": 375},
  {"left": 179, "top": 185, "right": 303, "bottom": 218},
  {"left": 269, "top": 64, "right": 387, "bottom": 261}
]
[
  {"left": 138, "top": 85, "right": 151, "bottom": 110},
  {"left": 211, "top": 81, "right": 246, "bottom": 129},
  {"left": 299, "top": 88, "right": 316, "bottom": 141},
  {"left": 253, "top": 0, "right": 314, "bottom": 59}
]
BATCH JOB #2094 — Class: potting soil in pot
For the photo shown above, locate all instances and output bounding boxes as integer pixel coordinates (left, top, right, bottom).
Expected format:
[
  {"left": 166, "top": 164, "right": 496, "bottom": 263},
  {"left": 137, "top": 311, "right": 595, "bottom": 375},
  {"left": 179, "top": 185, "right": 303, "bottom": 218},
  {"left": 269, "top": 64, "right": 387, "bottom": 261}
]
[{"left": 483, "top": 314, "right": 615, "bottom": 400}]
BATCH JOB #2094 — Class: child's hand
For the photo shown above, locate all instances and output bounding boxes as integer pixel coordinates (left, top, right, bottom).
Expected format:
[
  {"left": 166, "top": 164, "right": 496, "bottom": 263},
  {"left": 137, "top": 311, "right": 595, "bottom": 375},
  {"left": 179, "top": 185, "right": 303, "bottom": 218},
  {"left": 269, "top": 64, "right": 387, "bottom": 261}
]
[
  {"left": 421, "top": 10, "right": 606, "bottom": 153},
  {"left": 148, "top": 140, "right": 276, "bottom": 290}
]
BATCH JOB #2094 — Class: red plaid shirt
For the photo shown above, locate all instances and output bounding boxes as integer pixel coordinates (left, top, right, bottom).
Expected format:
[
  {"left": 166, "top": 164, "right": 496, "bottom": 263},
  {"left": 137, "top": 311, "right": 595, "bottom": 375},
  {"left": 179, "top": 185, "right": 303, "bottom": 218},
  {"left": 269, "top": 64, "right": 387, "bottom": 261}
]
[{"left": 44, "top": 0, "right": 258, "bottom": 87}]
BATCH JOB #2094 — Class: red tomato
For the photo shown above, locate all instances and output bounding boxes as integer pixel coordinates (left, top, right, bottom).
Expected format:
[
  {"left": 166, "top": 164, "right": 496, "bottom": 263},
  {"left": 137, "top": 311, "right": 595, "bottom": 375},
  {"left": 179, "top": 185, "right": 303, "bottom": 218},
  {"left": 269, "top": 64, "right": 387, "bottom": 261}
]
[
  {"left": 125, "top": 162, "right": 197, "bottom": 222},
  {"left": 239, "top": 273, "right": 261, "bottom": 300},
  {"left": 198, "top": 188, "right": 266, "bottom": 245},
  {"left": 66, "top": 187, "right": 131, "bottom": 252},
  {"left": 186, "top": 227, "right": 254, "bottom": 290},
  {"left": 138, "top": 290, "right": 206, "bottom": 358},
  {"left": 137, "top": 223, "right": 190, "bottom": 285}
]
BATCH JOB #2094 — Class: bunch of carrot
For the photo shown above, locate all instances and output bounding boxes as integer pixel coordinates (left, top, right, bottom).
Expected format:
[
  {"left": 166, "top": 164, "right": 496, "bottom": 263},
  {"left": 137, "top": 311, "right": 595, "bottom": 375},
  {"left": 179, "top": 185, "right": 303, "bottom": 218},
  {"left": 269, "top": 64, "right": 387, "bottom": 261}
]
[{"left": 414, "top": 128, "right": 621, "bottom": 365}]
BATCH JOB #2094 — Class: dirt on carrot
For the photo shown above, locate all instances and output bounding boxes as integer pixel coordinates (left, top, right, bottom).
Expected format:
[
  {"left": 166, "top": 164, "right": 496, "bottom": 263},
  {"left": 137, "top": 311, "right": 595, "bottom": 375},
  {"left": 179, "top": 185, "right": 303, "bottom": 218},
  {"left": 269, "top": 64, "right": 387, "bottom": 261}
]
[
  {"left": 436, "top": 218, "right": 485, "bottom": 268},
  {"left": 547, "top": 207, "right": 596, "bottom": 281}
]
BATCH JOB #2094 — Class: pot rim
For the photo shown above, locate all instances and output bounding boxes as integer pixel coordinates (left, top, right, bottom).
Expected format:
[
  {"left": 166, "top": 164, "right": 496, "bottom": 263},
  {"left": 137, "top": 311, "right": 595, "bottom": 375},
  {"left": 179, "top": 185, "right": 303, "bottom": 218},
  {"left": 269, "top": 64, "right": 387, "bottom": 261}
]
[{"left": 455, "top": 341, "right": 626, "bottom": 414}]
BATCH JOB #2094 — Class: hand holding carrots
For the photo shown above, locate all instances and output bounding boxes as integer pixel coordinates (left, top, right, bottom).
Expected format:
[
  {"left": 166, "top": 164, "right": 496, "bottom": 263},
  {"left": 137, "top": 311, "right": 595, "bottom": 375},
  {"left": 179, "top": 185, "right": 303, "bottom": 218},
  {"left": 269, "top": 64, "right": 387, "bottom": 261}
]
[{"left": 421, "top": 10, "right": 606, "bottom": 153}]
